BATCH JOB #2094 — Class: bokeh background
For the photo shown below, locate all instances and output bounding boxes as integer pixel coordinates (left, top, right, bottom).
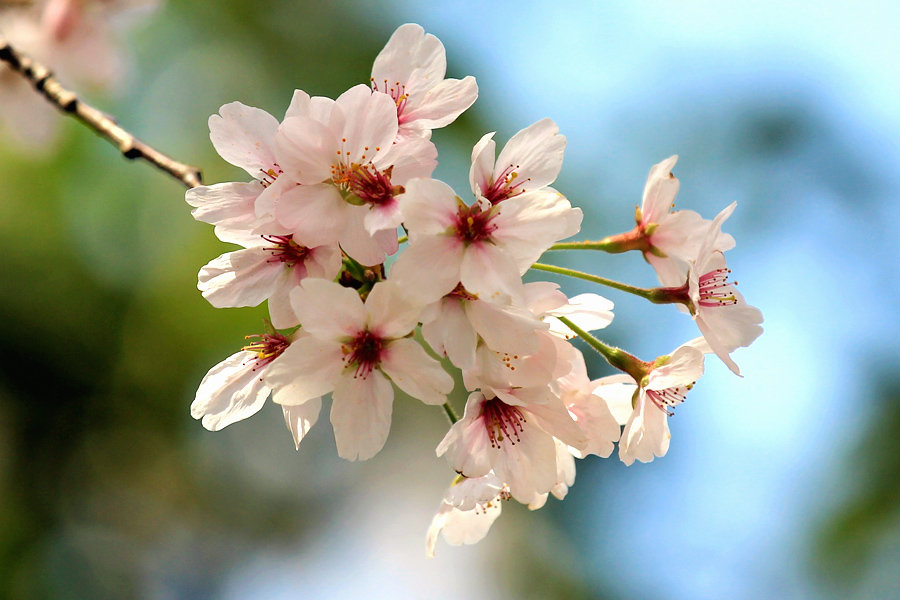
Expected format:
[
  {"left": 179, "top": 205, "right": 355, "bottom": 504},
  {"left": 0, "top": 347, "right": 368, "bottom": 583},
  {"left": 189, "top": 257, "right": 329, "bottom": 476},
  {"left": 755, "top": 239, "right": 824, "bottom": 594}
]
[{"left": 1, "top": 1, "right": 899, "bottom": 598}]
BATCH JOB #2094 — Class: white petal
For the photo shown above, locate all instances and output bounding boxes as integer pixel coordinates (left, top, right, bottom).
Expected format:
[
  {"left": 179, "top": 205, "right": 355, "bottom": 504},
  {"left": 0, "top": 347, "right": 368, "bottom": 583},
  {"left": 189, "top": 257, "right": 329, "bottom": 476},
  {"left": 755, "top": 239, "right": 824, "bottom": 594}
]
[
  {"left": 336, "top": 85, "right": 398, "bottom": 163},
  {"left": 185, "top": 181, "right": 262, "bottom": 230},
  {"left": 421, "top": 299, "right": 478, "bottom": 369},
  {"left": 640, "top": 155, "right": 680, "bottom": 224},
  {"left": 191, "top": 351, "right": 271, "bottom": 431},
  {"left": 648, "top": 343, "right": 705, "bottom": 390},
  {"left": 388, "top": 235, "right": 464, "bottom": 304},
  {"left": 403, "top": 76, "right": 478, "bottom": 130},
  {"left": 198, "top": 248, "right": 282, "bottom": 309},
  {"left": 208, "top": 102, "right": 279, "bottom": 178},
  {"left": 459, "top": 243, "right": 524, "bottom": 303},
  {"left": 372, "top": 24, "right": 445, "bottom": 94},
  {"left": 465, "top": 299, "right": 543, "bottom": 356},
  {"left": 400, "top": 178, "right": 461, "bottom": 238},
  {"left": 280, "top": 397, "right": 322, "bottom": 450},
  {"left": 330, "top": 370, "right": 394, "bottom": 461},
  {"left": 494, "top": 118, "right": 566, "bottom": 195},
  {"left": 275, "top": 116, "right": 336, "bottom": 185},
  {"left": 436, "top": 393, "right": 494, "bottom": 479},
  {"left": 274, "top": 183, "right": 347, "bottom": 247},
  {"left": 380, "top": 338, "right": 453, "bottom": 405},
  {"left": 619, "top": 390, "right": 671, "bottom": 466},
  {"left": 290, "top": 279, "right": 366, "bottom": 340},
  {"left": 468, "top": 132, "right": 497, "bottom": 197},
  {"left": 364, "top": 281, "right": 421, "bottom": 339},
  {"left": 265, "top": 336, "right": 343, "bottom": 403}
]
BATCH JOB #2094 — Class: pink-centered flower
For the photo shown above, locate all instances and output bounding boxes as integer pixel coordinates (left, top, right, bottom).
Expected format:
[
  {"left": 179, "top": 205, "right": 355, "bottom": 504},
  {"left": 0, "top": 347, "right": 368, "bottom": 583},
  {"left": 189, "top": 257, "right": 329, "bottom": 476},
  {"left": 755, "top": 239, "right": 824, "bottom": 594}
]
[
  {"left": 390, "top": 177, "right": 582, "bottom": 304},
  {"left": 599, "top": 340, "right": 706, "bottom": 466},
  {"left": 469, "top": 118, "right": 567, "bottom": 206},
  {"left": 371, "top": 23, "right": 478, "bottom": 141},
  {"left": 675, "top": 203, "right": 764, "bottom": 375},
  {"left": 425, "top": 473, "right": 508, "bottom": 558},
  {"left": 264, "top": 279, "right": 453, "bottom": 461},
  {"left": 436, "top": 388, "right": 585, "bottom": 503},
  {"left": 419, "top": 283, "right": 548, "bottom": 371},
  {"left": 190, "top": 331, "right": 320, "bottom": 450},
  {"left": 273, "top": 85, "right": 437, "bottom": 266},
  {"left": 186, "top": 97, "right": 306, "bottom": 236},
  {"left": 197, "top": 226, "right": 341, "bottom": 329},
  {"left": 637, "top": 156, "right": 736, "bottom": 285}
]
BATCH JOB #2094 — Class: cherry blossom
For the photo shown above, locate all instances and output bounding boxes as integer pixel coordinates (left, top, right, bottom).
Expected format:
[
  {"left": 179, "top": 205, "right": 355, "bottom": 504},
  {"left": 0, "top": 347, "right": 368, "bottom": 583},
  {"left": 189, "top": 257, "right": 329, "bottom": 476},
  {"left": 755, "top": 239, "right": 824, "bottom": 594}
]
[
  {"left": 436, "top": 388, "right": 585, "bottom": 503},
  {"left": 469, "top": 118, "right": 567, "bottom": 205},
  {"left": 425, "top": 474, "right": 507, "bottom": 558},
  {"left": 273, "top": 85, "right": 437, "bottom": 266},
  {"left": 390, "top": 177, "right": 582, "bottom": 304},
  {"left": 371, "top": 23, "right": 478, "bottom": 141},
  {"left": 667, "top": 203, "right": 764, "bottom": 375},
  {"left": 601, "top": 340, "right": 706, "bottom": 465},
  {"left": 197, "top": 226, "right": 341, "bottom": 329},
  {"left": 264, "top": 279, "right": 453, "bottom": 461}
]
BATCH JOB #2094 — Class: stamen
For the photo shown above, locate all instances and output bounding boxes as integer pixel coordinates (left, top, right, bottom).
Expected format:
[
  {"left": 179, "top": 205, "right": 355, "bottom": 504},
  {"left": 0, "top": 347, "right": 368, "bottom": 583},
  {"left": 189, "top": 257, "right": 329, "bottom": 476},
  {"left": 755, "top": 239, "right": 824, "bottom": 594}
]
[
  {"left": 698, "top": 267, "right": 738, "bottom": 307},
  {"left": 482, "top": 163, "right": 531, "bottom": 205},
  {"left": 261, "top": 234, "right": 312, "bottom": 267},
  {"left": 241, "top": 332, "right": 290, "bottom": 374},
  {"left": 258, "top": 164, "right": 284, "bottom": 188},
  {"left": 342, "top": 329, "right": 384, "bottom": 379},
  {"left": 646, "top": 383, "right": 693, "bottom": 416},
  {"left": 453, "top": 203, "right": 498, "bottom": 243},
  {"left": 481, "top": 398, "right": 527, "bottom": 448}
]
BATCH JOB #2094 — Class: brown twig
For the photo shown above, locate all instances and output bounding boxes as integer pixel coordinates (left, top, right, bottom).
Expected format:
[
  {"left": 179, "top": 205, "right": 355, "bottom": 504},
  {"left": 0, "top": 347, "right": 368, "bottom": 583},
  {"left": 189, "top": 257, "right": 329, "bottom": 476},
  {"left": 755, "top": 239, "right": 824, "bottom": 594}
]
[{"left": 0, "top": 34, "right": 203, "bottom": 188}]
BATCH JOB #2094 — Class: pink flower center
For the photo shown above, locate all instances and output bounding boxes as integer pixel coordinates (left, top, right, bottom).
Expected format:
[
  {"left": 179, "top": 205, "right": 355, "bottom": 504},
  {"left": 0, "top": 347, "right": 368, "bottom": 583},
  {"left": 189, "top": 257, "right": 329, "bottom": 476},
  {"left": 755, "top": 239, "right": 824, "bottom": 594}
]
[
  {"left": 262, "top": 234, "right": 311, "bottom": 267},
  {"left": 646, "top": 384, "right": 692, "bottom": 417},
  {"left": 241, "top": 333, "right": 290, "bottom": 371},
  {"left": 454, "top": 204, "right": 497, "bottom": 244},
  {"left": 447, "top": 283, "right": 478, "bottom": 301},
  {"left": 331, "top": 161, "right": 402, "bottom": 207},
  {"left": 698, "top": 268, "right": 738, "bottom": 307},
  {"left": 370, "top": 78, "right": 410, "bottom": 121},
  {"left": 259, "top": 164, "right": 283, "bottom": 188},
  {"left": 482, "top": 163, "right": 530, "bottom": 205},
  {"left": 480, "top": 398, "right": 527, "bottom": 448},
  {"left": 342, "top": 329, "right": 384, "bottom": 379}
]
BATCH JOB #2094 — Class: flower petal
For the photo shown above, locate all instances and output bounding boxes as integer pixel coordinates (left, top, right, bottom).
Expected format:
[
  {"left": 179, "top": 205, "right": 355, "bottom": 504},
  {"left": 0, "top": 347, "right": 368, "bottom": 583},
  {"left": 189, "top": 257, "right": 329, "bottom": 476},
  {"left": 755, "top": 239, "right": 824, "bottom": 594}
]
[
  {"left": 330, "top": 369, "right": 394, "bottom": 461},
  {"left": 209, "top": 102, "right": 279, "bottom": 177},
  {"left": 380, "top": 338, "right": 453, "bottom": 405}
]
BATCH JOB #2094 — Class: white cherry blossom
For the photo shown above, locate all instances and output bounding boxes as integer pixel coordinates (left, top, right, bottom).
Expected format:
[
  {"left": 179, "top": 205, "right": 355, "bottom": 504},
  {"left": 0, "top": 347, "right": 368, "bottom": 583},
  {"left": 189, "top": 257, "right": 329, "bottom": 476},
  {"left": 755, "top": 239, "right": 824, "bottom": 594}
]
[
  {"left": 469, "top": 118, "right": 567, "bottom": 205},
  {"left": 390, "top": 178, "right": 582, "bottom": 304},
  {"left": 425, "top": 474, "right": 507, "bottom": 558},
  {"left": 197, "top": 226, "right": 341, "bottom": 329},
  {"left": 274, "top": 85, "right": 437, "bottom": 265},
  {"left": 371, "top": 23, "right": 478, "bottom": 141},
  {"left": 265, "top": 279, "right": 453, "bottom": 461},
  {"left": 436, "top": 388, "right": 585, "bottom": 503}
]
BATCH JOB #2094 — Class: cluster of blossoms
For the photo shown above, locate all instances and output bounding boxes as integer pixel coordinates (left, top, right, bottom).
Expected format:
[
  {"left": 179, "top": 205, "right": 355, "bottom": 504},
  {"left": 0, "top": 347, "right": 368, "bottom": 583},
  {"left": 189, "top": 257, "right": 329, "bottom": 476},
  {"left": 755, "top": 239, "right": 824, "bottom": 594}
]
[{"left": 186, "top": 24, "right": 763, "bottom": 556}]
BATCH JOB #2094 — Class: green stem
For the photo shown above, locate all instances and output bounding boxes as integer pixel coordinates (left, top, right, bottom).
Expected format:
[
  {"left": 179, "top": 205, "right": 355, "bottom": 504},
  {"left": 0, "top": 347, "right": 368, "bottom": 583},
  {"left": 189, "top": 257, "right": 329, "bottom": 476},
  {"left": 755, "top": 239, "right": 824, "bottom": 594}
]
[
  {"left": 556, "top": 316, "right": 648, "bottom": 382},
  {"left": 549, "top": 239, "right": 620, "bottom": 252},
  {"left": 530, "top": 262, "right": 666, "bottom": 302},
  {"left": 442, "top": 402, "right": 459, "bottom": 424}
]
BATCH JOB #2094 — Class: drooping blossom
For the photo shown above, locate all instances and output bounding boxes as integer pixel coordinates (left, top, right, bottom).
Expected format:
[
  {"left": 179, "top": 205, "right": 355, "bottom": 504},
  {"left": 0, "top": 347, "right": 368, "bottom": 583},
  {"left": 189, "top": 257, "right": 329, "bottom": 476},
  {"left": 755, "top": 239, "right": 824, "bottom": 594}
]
[
  {"left": 191, "top": 331, "right": 319, "bottom": 449},
  {"left": 273, "top": 85, "right": 437, "bottom": 266},
  {"left": 665, "top": 203, "right": 764, "bottom": 375},
  {"left": 600, "top": 340, "right": 706, "bottom": 466},
  {"left": 371, "top": 23, "right": 478, "bottom": 141},
  {"left": 436, "top": 388, "right": 585, "bottom": 503},
  {"left": 426, "top": 473, "right": 508, "bottom": 558},
  {"left": 469, "top": 118, "right": 567, "bottom": 206},
  {"left": 390, "top": 177, "right": 582, "bottom": 304},
  {"left": 197, "top": 226, "right": 341, "bottom": 329},
  {"left": 264, "top": 279, "right": 453, "bottom": 461}
]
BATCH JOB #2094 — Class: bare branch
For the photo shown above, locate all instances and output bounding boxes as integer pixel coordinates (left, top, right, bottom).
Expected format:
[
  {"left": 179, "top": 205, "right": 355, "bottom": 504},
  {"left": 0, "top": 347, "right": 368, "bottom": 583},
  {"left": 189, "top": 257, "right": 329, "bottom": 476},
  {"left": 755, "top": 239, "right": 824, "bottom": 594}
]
[{"left": 0, "top": 33, "right": 203, "bottom": 189}]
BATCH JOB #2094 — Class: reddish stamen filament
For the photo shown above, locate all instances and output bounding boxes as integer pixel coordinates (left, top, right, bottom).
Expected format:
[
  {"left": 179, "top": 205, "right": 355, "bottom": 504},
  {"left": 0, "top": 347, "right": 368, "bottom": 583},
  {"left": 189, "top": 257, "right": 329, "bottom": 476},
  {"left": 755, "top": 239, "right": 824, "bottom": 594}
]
[
  {"left": 262, "top": 234, "right": 311, "bottom": 267},
  {"left": 454, "top": 204, "right": 497, "bottom": 244},
  {"left": 331, "top": 162, "right": 402, "bottom": 206},
  {"left": 646, "top": 384, "right": 692, "bottom": 416},
  {"left": 242, "top": 333, "right": 290, "bottom": 372},
  {"left": 259, "top": 164, "right": 283, "bottom": 188},
  {"left": 698, "top": 268, "right": 738, "bottom": 307},
  {"left": 342, "top": 329, "right": 384, "bottom": 379},
  {"left": 483, "top": 163, "right": 530, "bottom": 205},
  {"left": 481, "top": 398, "right": 527, "bottom": 448}
]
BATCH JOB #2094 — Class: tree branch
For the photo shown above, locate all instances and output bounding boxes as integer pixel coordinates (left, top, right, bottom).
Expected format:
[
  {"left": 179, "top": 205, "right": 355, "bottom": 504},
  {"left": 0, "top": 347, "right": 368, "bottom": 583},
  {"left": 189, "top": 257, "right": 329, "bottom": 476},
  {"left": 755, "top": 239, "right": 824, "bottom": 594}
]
[{"left": 0, "top": 34, "right": 203, "bottom": 189}]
